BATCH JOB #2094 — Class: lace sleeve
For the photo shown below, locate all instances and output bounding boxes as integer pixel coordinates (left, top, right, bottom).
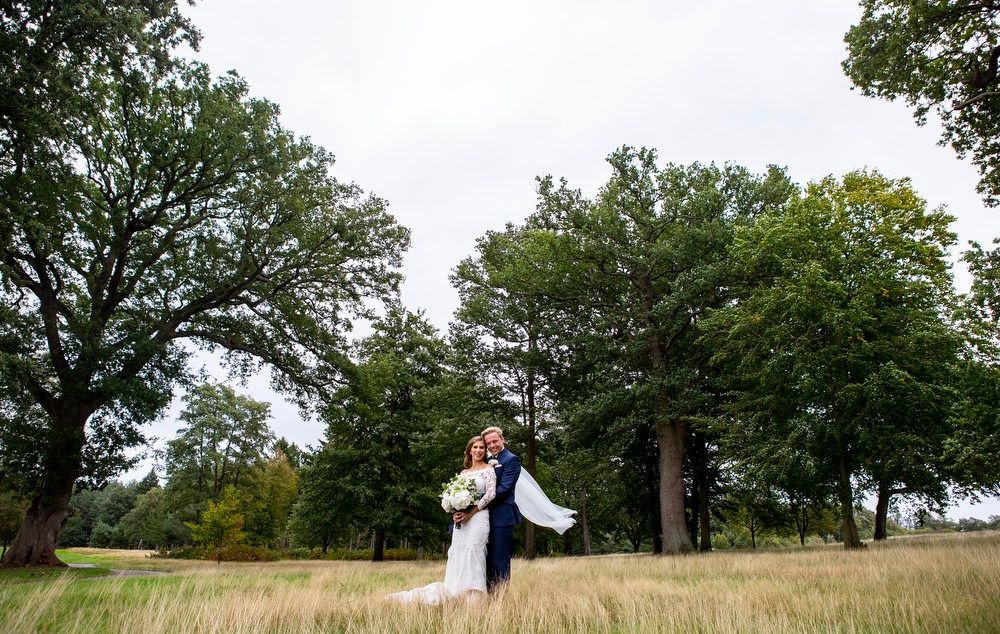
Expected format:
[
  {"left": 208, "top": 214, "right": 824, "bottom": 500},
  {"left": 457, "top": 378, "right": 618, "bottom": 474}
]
[{"left": 477, "top": 468, "right": 496, "bottom": 510}]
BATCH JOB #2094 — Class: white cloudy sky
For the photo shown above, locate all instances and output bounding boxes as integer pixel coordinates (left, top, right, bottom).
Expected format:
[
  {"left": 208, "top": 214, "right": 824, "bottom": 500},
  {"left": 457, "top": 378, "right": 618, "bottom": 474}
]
[{"left": 129, "top": 1, "right": 997, "bottom": 519}]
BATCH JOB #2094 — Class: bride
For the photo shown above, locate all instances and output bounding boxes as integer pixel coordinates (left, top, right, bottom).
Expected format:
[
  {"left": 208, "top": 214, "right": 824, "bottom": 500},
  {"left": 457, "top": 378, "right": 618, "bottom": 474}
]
[
  {"left": 388, "top": 435, "right": 576, "bottom": 604},
  {"left": 388, "top": 436, "right": 495, "bottom": 603}
]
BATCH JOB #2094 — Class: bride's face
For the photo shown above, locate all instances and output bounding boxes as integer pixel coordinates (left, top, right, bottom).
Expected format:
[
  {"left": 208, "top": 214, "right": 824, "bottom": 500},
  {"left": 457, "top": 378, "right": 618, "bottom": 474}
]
[{"left": 471, "top": 441, "right": 486, "bottom": 463}]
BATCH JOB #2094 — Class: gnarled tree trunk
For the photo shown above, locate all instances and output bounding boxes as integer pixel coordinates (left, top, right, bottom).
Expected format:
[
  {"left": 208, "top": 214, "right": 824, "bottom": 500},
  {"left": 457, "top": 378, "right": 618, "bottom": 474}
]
[
  {"left": 3, "top": 494, "right": 73, "bottom": 567},
  {"left": 2, "top": 412, "right": 86, "bottom": 568}
]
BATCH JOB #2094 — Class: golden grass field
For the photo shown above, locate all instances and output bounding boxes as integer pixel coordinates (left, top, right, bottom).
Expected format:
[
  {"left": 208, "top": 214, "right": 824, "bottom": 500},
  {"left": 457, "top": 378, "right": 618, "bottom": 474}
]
[{"left": 1, "top": 531, "right": 998, "bottom": 633}]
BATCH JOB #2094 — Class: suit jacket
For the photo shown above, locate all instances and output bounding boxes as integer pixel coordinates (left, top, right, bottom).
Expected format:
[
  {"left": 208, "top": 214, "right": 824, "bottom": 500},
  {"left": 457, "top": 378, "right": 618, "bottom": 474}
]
[{"left": 486, "top": 448, "right": 522, "bottom": 527}]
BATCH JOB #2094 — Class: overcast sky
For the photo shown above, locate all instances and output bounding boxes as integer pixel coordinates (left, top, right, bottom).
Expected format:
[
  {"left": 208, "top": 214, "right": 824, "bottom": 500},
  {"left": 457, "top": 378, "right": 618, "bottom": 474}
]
[{"left": 129, "top": 1, "right": 997, "bottom": 520}]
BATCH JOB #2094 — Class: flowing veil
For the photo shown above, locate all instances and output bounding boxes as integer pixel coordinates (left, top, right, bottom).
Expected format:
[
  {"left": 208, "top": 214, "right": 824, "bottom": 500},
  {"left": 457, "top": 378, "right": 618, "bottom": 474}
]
[{"left": 514, "top": 470, "right": 577, "bottom": 534}]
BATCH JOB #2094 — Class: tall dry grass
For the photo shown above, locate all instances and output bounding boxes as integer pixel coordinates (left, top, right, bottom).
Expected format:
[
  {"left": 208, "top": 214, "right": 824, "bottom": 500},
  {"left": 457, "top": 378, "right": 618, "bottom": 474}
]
[{"left": 2, "top": 532, "right": 998, "bottom": 633}]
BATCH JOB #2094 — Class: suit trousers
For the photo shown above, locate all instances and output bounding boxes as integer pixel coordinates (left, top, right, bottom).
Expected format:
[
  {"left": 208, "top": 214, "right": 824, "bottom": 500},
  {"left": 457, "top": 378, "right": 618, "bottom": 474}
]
[{"left": 486, "top": 523, "right": 515, "bottom": 590}]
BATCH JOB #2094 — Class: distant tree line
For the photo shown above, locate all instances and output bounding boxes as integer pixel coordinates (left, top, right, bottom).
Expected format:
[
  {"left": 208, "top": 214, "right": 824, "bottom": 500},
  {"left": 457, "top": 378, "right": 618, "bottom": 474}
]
[{"left": 33, "top": 361, "right": 998, "bottom": 560}]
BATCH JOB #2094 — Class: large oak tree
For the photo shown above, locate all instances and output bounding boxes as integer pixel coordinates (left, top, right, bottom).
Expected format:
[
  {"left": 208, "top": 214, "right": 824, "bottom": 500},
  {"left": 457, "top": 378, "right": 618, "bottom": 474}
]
[
  {"left": 0, "top": 1, "right": 409, "bottom": 566},
  {"left": 526, "top": 148, "right": 793, "bottom": 553},
  {"left": 708, "top": 171, "right": 961, "bottom": 548}
]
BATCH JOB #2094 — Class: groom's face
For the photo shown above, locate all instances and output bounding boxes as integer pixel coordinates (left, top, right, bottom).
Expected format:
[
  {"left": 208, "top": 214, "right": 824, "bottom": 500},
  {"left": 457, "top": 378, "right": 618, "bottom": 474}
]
[{"left": 484, "top": 432, "right": 504, "bottom": 456}]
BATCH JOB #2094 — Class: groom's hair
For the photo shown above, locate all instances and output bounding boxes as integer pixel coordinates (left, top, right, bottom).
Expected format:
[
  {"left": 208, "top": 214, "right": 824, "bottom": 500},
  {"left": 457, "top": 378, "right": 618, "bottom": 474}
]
[{"left": 481, "top": 426, "right": 504, "bottom": 440}]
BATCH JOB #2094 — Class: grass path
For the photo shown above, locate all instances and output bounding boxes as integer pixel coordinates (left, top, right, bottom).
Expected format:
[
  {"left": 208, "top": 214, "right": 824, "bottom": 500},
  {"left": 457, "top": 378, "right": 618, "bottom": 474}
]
[{"left": 1, "top": 532, "right": 998, "bottom": 632}]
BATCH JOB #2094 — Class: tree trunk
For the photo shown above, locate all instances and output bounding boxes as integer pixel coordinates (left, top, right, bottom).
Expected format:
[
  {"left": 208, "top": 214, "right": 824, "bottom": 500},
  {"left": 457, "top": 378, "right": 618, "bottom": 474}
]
[
  {"left": 372, "top": 528, "right": 385, "bottom": 561},
  {"left": 580, "top": 488, "right": 591, "bottom": 556},
  {"left": 685, "top": 482, "right": 698, "bottom": 547},
  {"left": 694, "top": 441, "right": 712, "bottom": 552},
  {"left": 645, "top": 323, "right": 694, "bottom": 555},
  {"left": 874, "top": 480, "right": 890, "bottom": 541},
  {"left": 794, "top": 503, "right": 808, "bottom": 546},
  {"left": 650, "top": 492, "right": 663, "bottom": 554},
  {"left": 656, "top": 416, "right": 694, "bottom": 554},
  {"left": 4, "top": 498, "right": 74, "bottom": 567},
  {"left": 2, "top": 415, "right": 86, "bottom": 567},
  {"left": 874, "top": 481, "right": 906, "bottom": 541},
  {"left": 523, "top": 338, "right": 538, "bottom": 559},
  {"left": 698, "top": 499, "right": 711, "bottom": 551},
  {"left": 836, "top": 453, "right": 864, "bottom": 549},
  {"left": 524, "top": 523, "right": 536, "bottom": 560}
]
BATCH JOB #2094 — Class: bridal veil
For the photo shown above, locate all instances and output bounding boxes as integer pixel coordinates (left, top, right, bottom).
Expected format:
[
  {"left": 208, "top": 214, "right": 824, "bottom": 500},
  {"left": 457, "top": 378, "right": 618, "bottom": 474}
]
[{"left": 514, "top": 470, "right": 577, "bottom": 534}]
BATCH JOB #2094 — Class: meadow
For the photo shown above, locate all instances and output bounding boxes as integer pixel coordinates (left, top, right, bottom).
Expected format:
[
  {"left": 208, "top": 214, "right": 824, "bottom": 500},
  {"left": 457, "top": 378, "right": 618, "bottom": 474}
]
[{"left": 1, "top": 531, "right": 998, "bottom": 633}]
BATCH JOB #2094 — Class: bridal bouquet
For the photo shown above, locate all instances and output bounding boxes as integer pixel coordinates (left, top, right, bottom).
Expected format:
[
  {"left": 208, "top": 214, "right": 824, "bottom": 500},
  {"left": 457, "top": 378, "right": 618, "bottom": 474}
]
[{"left": 440, "top": 473, "right": 480, "bottom": 529}]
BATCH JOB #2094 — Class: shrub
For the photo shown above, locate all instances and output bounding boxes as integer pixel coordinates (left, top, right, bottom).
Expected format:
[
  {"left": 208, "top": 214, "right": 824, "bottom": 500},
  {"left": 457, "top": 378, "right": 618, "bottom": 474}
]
[
  {"left": 217, "top": 544, "right": 276, "bottom": 562},
  {"left": 712, "top": 533, "right": 732, "bottom": 550},
  {"left": 153, "top": 546, "right": 200, "bottom": 560},
  {"left": 283, "top": 547, "right": 320, "bottom": 560},
  {"left": 729, "top": 532, "right": 752, "bottom": 549},
  {"left": 185, "top": 487, "right": 246, "bottom": 563}
]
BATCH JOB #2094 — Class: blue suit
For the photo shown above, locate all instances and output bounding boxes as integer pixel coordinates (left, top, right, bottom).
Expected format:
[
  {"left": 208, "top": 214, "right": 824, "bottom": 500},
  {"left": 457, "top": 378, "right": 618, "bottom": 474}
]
[{"left": 485, "top": 447, "right": 521, "bottom": 590}]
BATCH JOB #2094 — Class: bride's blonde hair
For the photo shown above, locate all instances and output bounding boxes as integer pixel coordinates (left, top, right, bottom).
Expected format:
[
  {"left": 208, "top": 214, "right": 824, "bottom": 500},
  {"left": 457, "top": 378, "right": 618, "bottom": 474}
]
[{"left": 463, "top": 436, "right": 485, "bottom": 469}]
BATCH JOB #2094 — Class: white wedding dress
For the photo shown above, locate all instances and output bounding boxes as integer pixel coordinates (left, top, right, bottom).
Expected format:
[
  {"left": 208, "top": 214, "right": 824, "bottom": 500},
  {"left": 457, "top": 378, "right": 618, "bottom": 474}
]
[
  {"left": 388, "top": 467, "right": 496, "bottom": 604},
  {"left": 388, "top": 465, "right": 577, "bottom": 604}
]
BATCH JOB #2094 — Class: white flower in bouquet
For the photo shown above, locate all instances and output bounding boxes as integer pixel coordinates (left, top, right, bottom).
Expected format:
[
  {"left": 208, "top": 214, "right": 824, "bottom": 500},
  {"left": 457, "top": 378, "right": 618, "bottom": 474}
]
[{"left": 440, "top": 473, "right": 481, "bottom": 529}]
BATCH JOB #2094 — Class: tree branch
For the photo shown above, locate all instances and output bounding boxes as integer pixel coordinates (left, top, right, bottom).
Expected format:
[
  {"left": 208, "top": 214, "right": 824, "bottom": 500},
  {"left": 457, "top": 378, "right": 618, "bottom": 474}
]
[{"left": 952, "top": 90, "right": 1000, "bottom": 110}]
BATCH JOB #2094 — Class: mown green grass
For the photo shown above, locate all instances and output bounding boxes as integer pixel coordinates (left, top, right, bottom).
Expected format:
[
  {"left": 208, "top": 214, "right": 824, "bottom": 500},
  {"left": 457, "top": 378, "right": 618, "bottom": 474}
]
[
  {"left": 52, "top": 549, "right": 115, "bottom": 565},
  {"left": 0, "top": 532, "right": 997, "bottom": 633},
  {"left": 0, "top": 566, "right": 110, "bottom": 582},
  {"left": 0, "top": 549, "right": 116, "bottom": 584}
]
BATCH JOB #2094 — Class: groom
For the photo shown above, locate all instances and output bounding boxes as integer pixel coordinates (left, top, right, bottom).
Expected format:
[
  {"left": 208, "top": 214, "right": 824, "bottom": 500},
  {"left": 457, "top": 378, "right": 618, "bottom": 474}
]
[{"left": 481, "top": 425, "right": 521, "bottom": 591}]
